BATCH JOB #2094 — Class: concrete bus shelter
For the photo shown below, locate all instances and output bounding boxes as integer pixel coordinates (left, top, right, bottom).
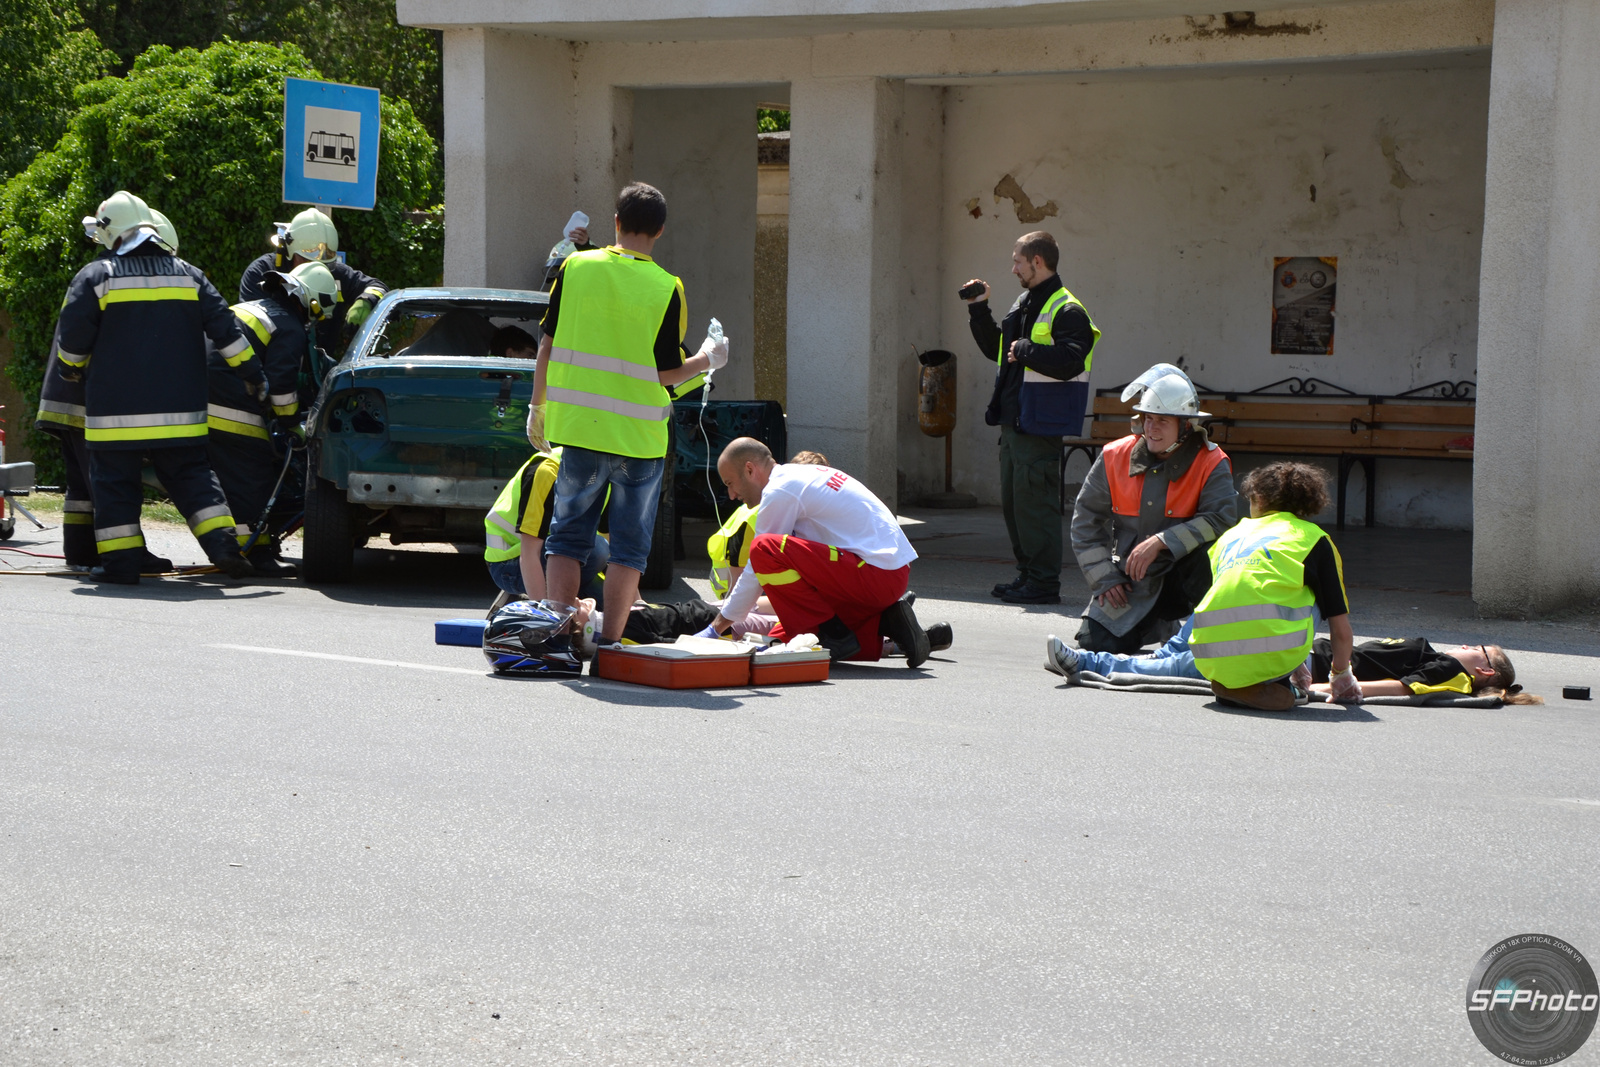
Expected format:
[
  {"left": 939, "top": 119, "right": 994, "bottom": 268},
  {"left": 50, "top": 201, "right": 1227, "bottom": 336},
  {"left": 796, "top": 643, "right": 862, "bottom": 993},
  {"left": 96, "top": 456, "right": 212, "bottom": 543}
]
[{"left": 396, "top": 0, "right": 1600, "bottom": 618}]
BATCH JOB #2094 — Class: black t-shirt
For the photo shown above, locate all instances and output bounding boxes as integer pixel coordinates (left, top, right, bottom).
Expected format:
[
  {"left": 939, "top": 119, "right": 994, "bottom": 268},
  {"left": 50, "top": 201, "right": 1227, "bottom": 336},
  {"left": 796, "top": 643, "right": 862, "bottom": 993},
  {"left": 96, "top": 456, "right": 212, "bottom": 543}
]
[
  {"left": 1310, "top": 637, "right": 1473, "bottom": 695},
  {"left": 539, "top": 251, "right": 684, "bottom": 372},
  {"left": 1300, "top": 535, "right": 1350, "bottom": 621}
]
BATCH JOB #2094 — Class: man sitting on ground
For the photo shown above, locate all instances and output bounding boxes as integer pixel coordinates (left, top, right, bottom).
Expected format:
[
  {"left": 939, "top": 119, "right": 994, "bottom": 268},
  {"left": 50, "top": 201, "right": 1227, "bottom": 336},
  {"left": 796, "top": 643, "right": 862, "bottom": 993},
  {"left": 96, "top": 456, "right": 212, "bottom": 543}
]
[{"left": 698, "top": 438, "right": 940, "bottom": 666}]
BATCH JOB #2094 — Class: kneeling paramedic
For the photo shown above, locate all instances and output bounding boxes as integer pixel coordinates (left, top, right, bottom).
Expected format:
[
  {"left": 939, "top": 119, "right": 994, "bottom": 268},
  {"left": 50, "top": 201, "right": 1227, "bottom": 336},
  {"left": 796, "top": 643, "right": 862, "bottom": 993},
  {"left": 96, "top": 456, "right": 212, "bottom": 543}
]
[
  {"left": 58, "top": 191, "right": 256, "bottom": 584},
  {"left": 530, "top": 181, "right": 725, "bottom": 649},
  {"left": 1070, "top": 363, "right": 1237, "bottom": 653},
  {"left": 204, "top": 261, "right": 333, "bottom": 576},
  {"left": 1192, "top": 461, "right": 1358, "bottom": 711},
  {"left": 483, "top": 446, "right": 609, "bottom": 607},
  {"left": 700, "top": 438, "right": 936, "bottom": 667}
]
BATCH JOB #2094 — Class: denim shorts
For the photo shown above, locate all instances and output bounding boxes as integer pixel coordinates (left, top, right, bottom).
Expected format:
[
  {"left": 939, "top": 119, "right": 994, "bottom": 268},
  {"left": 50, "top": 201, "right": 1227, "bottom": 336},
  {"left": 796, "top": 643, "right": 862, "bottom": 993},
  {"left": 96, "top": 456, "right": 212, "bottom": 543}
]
[{"left": 545, "top": 446, "right": 664, "bottom": 573}]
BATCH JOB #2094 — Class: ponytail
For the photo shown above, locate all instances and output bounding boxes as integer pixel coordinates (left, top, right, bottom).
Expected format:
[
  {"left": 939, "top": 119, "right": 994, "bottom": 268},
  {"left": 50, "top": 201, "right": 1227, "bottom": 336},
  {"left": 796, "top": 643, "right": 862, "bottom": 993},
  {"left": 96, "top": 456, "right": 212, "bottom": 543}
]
[{"left": 1480, "top": 646, "right": 1544, "bottom": 704}]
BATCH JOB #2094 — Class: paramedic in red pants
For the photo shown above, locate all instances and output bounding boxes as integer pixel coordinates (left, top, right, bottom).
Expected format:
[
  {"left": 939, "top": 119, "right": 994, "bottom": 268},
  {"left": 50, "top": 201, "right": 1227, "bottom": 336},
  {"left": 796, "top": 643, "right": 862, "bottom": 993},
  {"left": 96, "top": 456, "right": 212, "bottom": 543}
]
[{"left": 699, "top": 437, "right": 934, "bottom": 667}]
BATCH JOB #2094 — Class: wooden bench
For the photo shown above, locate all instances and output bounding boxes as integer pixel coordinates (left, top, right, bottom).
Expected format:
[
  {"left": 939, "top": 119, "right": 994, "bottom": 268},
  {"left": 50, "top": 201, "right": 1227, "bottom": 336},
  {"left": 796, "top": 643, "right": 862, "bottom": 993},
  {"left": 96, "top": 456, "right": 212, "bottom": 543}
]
[{"left": 1061, "top": 377, "right": 1475, "bottom": 528}]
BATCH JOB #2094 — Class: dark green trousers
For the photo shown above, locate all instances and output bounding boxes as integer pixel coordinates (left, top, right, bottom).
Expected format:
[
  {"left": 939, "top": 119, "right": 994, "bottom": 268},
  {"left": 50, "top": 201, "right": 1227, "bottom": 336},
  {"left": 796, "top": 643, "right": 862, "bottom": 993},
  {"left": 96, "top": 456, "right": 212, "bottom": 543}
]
[{"left": 999, "top": 424, "right": 1062, "bottom": 592}]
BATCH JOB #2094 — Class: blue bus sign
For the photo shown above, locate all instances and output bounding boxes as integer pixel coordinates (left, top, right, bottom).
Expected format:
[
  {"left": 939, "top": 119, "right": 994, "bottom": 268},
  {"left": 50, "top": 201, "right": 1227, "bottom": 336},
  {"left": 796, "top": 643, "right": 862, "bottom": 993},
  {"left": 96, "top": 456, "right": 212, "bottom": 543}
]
[{"left": 283, "top": 77, "right": 381, "bottom": 210}]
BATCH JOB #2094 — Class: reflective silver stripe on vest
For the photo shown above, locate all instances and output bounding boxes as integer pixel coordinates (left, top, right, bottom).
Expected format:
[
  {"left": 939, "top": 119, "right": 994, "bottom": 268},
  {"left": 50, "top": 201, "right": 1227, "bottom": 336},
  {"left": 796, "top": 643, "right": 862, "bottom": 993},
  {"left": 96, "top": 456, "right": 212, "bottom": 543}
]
[
  {"left": 1194, "top": 603, "right": 1314, "bottom": 629},
  {"left": 207, "top": 404, "right": 266, "bottom": 427},
  {"left": 550, "top": 346, "right": 661, "bottom": 385},
  {"left": 93, "top": 272, "right": 202, "bottom": 300},
  {"left": 187, "top": 504, "right": 231, "bottom": 530},
  {"left": 39, "top": 398, "right": 88, "bottom": 419},
  {"left": 1023, "top": 368, "right": 1090, "bottom": 385},
  {"left": 94, "top": 523, "right": 143, "bottom": 542},
  {"left": 86, "top": 410, "right": 207, "bottom": 429},
  {"left": 547, "top": 386, "right": 671, "bottom": 424},
  {"left": 486, "top": 533, "right": 516, "bottom": 552},
  {"left": 1191, "top": 630, "right": 1310, "bottom": 661}
]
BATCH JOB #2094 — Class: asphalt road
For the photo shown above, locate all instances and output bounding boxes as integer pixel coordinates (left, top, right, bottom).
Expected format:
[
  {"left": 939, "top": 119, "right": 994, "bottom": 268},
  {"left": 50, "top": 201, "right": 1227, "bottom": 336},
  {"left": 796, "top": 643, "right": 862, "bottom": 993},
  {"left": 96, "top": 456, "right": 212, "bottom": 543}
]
[{"left": 3, "top": 516, "right": 1599, "bottom": 1066}]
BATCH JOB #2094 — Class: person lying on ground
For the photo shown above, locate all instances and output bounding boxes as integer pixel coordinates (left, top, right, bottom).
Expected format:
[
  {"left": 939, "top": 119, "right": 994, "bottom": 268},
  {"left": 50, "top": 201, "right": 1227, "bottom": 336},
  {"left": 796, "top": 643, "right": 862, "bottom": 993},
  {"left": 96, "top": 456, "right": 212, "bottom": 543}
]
[
  {"left": 1191, "top": 461, "right": 1355, "bottom": 711},
  {"left": 1045, "top": 624, "right": 1541, "bottom": 704},
  {"left": 1304, "top": 638, "right": 1541, "bottom": 704},
  {"left": 700, "top": 438, "right": 941, "bottom": 666},
  {"left": 1069, "top": 364, "right": 1237, "bottom": 652}
]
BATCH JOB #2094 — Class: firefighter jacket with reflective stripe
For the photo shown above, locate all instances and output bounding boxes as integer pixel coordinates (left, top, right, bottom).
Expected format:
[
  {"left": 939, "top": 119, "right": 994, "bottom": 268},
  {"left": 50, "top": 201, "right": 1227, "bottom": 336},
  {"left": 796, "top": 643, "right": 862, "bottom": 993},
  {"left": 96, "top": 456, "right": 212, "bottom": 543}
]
[
  {"left": 484, "top": 450, "right": 561, "bottom": 562},
  {"left": 57, "top": 250, "right": 250, "bottom": 450},
  {"left": 1191, "top": 511, "right": 1324, "bottom": 689},
  {"left": 206, "top": 298, "right": 305, "bottom": 440},
  {"left": 239, "top": 252, "right": 386, "bottom": 353},
  {"left": 547, "top": 248, "right": 682, "bottom": 459},
  {"left": 1103, "top": 433, "right": 1230, "bottom": 520},
  {"left": 36, "top": 326, "right": 86, "bottom": 434},
  {"left": 707, "top": 503, "right": 758, "bottom": 597}
]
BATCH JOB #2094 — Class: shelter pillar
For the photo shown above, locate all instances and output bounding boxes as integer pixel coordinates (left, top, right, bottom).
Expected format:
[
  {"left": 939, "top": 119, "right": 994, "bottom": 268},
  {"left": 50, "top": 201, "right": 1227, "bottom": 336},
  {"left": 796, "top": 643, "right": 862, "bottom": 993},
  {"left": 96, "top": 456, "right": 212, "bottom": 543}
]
[
  {"left": 786, "top": 76, "right": 903, "bottom": 504},
  {"left": 1473, "top": 0, "right": 1600, "bottom": 615}
]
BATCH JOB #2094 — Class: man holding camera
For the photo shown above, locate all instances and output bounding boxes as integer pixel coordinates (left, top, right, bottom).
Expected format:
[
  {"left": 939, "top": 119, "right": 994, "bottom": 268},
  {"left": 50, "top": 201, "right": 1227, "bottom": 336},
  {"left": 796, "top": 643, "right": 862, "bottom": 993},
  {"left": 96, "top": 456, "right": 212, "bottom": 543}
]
[{"left": 963, "top": 231, "right": 1099, "bottom": 604}]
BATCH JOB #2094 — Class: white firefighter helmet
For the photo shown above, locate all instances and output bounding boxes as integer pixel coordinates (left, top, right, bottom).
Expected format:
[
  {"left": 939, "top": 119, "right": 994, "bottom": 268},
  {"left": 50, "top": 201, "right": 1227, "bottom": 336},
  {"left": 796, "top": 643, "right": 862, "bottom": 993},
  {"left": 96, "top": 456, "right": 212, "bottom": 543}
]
[
  {"left": 268, "top": 261, "right": 341, "bottom": 320},
  {"left": 273, "top": 207, "right": 339, "bottom": 262},
  {"left": 1120, "top": 362, "right": 1210, "bottom": 419},
  {"left": 148, "top": 209, "right": 178, "bottom": 252},
  {"left": 82, "top": 190, "right": 159, "bottom": 249}
]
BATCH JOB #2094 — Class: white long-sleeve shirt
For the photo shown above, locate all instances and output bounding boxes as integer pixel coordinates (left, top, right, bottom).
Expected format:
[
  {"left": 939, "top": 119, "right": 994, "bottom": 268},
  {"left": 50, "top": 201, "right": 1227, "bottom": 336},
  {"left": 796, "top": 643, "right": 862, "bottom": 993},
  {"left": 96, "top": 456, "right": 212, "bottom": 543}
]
[{"left": 720, "top": 464, "right": 917, "bottom": 622}]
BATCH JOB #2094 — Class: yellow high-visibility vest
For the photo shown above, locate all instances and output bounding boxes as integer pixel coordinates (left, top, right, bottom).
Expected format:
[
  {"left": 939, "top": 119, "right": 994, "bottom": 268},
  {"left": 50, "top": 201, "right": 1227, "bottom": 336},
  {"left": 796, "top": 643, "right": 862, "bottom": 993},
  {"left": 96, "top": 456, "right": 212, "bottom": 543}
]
[{"left": 707, "top": 504, "right": 758, "bottom": 597}]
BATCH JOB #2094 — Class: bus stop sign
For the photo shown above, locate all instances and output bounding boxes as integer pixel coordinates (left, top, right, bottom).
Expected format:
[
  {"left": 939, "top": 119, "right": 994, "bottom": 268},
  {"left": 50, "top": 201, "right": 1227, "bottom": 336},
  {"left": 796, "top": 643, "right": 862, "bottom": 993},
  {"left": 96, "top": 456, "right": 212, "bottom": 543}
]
[{"left": 283, "top": 77, "right": 381, "bottom": 210}]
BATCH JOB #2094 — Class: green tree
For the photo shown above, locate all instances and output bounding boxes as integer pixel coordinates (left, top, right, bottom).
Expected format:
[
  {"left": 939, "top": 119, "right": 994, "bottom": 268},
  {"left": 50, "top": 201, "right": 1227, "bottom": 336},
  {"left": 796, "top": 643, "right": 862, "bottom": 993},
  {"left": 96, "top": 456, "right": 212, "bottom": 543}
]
[
  {"left": 73, "top": 0, "right": 443, "bottom": 148},
  {"left": 0, "top": 39, "right": 443, "bottom": 476},
  {"left": 0, "top": 1, "right": 114, "bottom": 182}
]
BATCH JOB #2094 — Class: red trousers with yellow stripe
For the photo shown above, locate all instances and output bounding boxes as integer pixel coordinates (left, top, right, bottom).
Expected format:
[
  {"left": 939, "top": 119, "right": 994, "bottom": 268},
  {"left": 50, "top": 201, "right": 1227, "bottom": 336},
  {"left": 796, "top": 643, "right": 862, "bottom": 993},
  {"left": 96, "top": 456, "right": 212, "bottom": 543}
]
[{"left": 748, "top": 533, "right": 909, "bottom": 661}]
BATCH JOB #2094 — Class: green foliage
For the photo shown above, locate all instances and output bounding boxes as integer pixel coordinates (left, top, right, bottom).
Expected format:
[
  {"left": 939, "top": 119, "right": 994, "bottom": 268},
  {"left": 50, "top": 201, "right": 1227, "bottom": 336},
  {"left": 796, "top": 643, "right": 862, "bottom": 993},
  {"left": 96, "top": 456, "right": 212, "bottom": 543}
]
[
  {"left": 0, "top": 0, "right": 115, "bottom": 183},
  {"left": 0, "top": 38, "right": 442, "bottom": 475},
  {"left": 757, "top": 108, "right": 790, "bottom": 133},
  {"left": 73, "top": 0, "right": 443, "bottom": 148}
]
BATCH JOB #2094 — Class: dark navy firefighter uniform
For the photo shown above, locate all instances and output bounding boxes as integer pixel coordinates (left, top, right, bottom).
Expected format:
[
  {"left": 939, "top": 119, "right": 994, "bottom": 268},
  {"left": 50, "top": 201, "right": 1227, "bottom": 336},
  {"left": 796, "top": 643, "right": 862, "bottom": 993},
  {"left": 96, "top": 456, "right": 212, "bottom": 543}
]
[
  {"left": 55, "top": 247, "right": 259, "bottom": 577},
  {"left": 205, "top": 292, "right": 310, "bottom": 565},
  {"left": 239, "top": 253, "right": 385, "bottom": 355}
]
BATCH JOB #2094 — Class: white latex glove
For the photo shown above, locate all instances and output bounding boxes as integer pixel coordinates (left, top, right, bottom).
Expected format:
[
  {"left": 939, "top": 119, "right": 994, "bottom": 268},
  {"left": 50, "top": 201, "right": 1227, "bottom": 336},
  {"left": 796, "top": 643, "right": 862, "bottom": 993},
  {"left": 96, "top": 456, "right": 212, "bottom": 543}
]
[
  {"left": 1328, "top": 667, "right": 1364, "bottom": 703},
  {"left": 527, "top": 403, "right": 548, "bottom": 451},
  {"left": 697, "top": 333, "right": 729, "bottom": 371},
  {"left": 693, "top": 624, "right": 722, "bottom": 640}
]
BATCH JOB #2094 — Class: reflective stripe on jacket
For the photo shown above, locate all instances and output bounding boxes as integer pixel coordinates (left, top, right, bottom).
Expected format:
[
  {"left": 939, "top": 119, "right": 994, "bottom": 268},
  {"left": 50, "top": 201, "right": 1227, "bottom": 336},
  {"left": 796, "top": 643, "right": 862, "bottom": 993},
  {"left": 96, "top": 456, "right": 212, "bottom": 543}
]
[
  {"left": 1104, "top": 434, "right": 1230, "bottom": 519},
  {"left": 56, "top": 250, "right": 249, "bottom": 449},
  {"left": 547, "top": 248, "right": 681, "bottom": 459},
  {"left": 206, "top": 298, "right": 304, "bottom": 437},
  {"left": 1191, "top": 512, "right": 1325, "bottom": 689}
]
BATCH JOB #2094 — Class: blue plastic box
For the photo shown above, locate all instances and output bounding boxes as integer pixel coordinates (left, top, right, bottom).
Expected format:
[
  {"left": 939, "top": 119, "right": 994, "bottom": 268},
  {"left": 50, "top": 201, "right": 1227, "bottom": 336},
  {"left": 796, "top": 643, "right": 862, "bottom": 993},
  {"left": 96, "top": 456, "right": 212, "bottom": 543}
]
[{"left": 435, "top": 618, "right": 489, "bottom": 647}]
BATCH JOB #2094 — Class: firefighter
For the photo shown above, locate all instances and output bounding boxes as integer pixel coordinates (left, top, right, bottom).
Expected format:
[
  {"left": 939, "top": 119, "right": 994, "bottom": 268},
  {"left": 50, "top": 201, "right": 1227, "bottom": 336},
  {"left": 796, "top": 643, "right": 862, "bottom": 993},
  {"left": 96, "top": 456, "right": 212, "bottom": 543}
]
[
  {"left": 237, "top": 207, "right": 386, "bottom": 355},
  {"left": 57, "top": 191, "right": 259, "bottom": 584},
  {"left": 205, "top": 261, "right": 336, "bottom": 576}
]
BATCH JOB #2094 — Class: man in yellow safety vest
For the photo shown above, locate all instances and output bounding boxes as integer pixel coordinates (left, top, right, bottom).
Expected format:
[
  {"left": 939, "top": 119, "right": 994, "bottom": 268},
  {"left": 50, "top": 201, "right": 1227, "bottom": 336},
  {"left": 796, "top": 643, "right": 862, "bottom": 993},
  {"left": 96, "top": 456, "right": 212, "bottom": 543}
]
[{"left": 530, "top": 182, "right": 728, "bottom": 653}]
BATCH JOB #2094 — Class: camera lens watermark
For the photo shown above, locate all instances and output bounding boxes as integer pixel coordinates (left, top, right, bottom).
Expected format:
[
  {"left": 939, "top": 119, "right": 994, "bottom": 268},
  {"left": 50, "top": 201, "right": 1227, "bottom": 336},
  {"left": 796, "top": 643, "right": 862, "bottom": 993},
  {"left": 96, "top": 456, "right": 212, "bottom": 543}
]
[{"left": 1467, "top": 934, "right": 1598, "bottom": 1064}]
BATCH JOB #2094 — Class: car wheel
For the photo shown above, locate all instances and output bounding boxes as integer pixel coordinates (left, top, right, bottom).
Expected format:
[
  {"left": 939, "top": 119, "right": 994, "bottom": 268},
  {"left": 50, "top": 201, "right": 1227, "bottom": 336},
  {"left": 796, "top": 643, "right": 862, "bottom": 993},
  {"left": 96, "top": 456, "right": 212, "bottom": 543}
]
[
  {"left": 641, "top": 429, "right": 676, "bottom": 590},
  {"left": 302, "top": 475, "right": 356, "bottom": 583}
]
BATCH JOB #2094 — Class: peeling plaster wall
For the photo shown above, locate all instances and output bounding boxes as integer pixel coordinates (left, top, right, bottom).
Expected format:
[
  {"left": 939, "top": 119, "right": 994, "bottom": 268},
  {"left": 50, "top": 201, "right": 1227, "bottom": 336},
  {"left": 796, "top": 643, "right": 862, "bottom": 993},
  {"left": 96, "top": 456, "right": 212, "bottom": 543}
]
[{"left": 930, "top": 62, "right": 1490, "bottom": 528}]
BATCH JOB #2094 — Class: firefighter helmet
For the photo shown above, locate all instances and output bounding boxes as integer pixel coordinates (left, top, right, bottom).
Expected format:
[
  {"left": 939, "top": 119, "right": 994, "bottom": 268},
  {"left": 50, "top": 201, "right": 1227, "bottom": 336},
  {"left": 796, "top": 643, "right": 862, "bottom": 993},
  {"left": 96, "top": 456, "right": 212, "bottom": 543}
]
[
  {"left": 1120, "top": 362, "right": 1211, "bottom": 420},
  {"left": 272, "top": 207, "right": 339, "bottom": 262},
  {"left": 268, "top": 261, "right": 341, "bottom": 320},
  {"left": 82, "top": 190, "right": 159, "bottom": 250},
  {"left": 148, "top": 209, "right": 178, "bottom": 253}
]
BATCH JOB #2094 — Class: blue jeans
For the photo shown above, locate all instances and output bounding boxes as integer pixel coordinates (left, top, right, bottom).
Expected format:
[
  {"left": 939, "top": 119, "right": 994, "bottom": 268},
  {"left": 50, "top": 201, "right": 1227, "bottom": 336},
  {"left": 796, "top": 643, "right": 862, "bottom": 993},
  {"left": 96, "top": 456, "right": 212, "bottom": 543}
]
[
  {"left": 545, "top": 446, "right": 664, "bottom": 573},
  {"left": 487, "top": 535, "right": 609, "bottom": 602},
  {"left": 1078, "top": 616, "right": 1201, "bottom": 679}
]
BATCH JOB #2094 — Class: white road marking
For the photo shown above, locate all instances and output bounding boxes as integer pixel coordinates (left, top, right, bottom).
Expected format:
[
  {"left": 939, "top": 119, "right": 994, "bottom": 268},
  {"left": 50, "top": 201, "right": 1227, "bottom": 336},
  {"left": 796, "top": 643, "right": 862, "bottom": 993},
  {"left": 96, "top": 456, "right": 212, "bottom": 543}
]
[{"left": 209, "top": 643, "right": 485, "bottom": 676}]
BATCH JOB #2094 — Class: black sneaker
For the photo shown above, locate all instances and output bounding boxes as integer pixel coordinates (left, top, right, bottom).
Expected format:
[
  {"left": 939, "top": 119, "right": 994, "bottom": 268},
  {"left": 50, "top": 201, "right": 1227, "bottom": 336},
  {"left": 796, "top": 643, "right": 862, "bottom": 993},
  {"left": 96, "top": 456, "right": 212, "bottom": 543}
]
[
  {"left": 816, "top": 616, "right": 861, "bottom": 662},
  {"left": 990, "top": 576, "right": 1025, "bottom": 599},
  {"left": 925, "top": 622, "right": 952, "bottom": 653},
  {"left": 1001, "top": 581, "right": 1061, "bottom": 605},
  {"left": 878, "top": 594, "right": 931, "bottom": 668}
]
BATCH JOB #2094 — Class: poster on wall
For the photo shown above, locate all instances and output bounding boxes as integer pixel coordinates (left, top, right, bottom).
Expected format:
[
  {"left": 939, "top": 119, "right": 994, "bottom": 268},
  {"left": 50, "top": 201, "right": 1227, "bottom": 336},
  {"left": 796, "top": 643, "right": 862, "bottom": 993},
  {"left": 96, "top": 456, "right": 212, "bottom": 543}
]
[{"left": 1271, "top": 256, "right": 1337, "bottom": 355}]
